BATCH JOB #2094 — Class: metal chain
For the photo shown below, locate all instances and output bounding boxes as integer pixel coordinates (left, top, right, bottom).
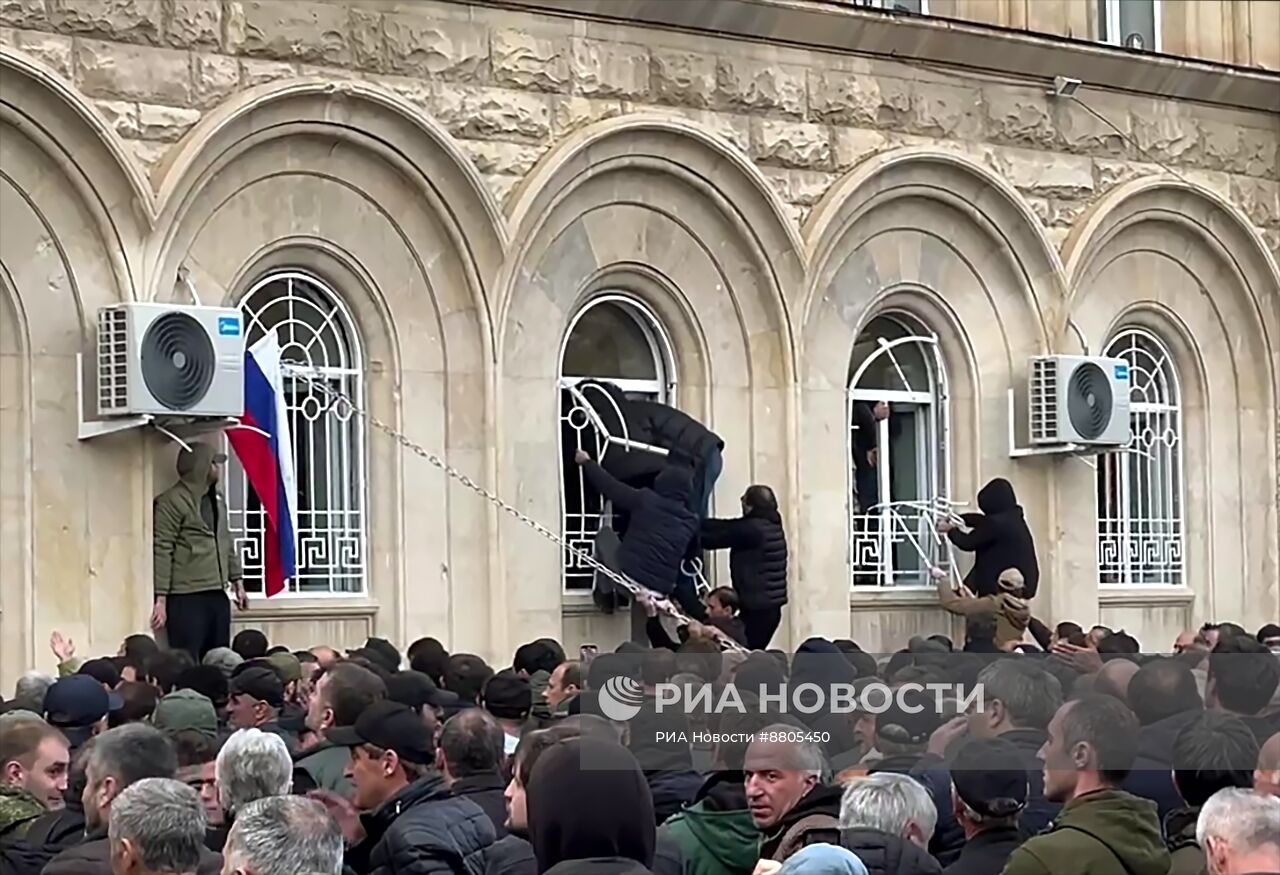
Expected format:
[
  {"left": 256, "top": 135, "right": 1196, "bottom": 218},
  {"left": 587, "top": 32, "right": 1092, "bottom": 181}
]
[{"left": 289, "top": 370, "right": 747, "bottom": 654}]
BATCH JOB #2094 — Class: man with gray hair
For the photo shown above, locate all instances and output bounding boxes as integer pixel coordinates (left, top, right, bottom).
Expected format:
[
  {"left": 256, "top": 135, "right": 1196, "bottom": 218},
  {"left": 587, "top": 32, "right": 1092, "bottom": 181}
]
[
  {"left": 744, "top": 722, "right": 843, "bottom": 862},
  {"left": 839, "top": 772, "right": 942, "bottom": 875},
  {"left": 107, "top": 777, "right": 208, "bottom": 875},
  {"left": 1196, "top": 787, "right": 1280, "bottom": 875},
  {"left": 7, "top": 670, "right": 55, "bottom": 714},
  {"left": 220, "top": 795, "right": 343, "bottom": 875},
  {"left": 215, "top": 729, "right": 292, "bottom": 820}
]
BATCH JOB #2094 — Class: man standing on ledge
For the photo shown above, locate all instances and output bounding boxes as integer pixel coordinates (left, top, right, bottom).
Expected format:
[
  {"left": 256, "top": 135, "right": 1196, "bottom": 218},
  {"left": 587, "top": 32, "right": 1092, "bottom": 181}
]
[{"left": 152, "top": 442, "right": 248, "bottom": 662}]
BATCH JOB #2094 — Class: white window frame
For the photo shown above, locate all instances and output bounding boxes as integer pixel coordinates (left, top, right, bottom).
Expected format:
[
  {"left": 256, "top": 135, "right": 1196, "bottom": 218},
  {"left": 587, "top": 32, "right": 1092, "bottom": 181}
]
[
  {"left": 1100, "top": 0, "right": 1162, "bottom": 51},
  {"left": 228, "top": 271, "right": 368, "bottom": 598},
  {"left": 1096, "top": 327, "right": 1184, "bottom": 587},
  {"left": 848, "top": 314, "right": 951, "bottom": 589},
  {"left": 557, "top": 294, "right": 677, "bottom": 593},
  {"left": 860, "top": 0, "right": 929, "bottom": 13}
]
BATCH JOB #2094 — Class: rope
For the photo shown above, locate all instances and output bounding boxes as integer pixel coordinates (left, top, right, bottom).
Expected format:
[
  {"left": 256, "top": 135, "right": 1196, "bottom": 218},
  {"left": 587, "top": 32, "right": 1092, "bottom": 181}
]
[{"left": 287, "top": 369, "right": 748, "bottom": 654}]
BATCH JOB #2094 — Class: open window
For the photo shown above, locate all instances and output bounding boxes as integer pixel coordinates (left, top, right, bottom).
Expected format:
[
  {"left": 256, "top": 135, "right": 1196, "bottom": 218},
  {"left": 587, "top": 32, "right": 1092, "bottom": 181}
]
[{"left": 1099, "top": 0, "right": 1161, "bottom": 51}]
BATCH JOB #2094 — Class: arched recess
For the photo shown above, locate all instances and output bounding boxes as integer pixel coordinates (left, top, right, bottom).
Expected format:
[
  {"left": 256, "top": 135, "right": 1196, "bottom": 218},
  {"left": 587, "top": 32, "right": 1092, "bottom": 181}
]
[
  {"left": 0, "top": 273, "right": 32, "bottom": 693},
  {"left": 1064, "top": 179, "right": 1280, "bottom": 629},
  {"left": 0, "top": 48, "right": 149, "bottom": 667},
  {"left": 148, "top": 80, "right": 503, "bottom": 657},
  {"left": 496, "top": 116, "right": 803, "bottom": 650},
  {"left": 800, "top": 148, "right": 1062, "bottom": 644}
]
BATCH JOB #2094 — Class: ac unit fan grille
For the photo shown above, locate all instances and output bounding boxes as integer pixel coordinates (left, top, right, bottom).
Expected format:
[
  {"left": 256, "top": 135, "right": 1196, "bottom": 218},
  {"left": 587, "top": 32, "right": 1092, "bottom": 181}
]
[
  {"left": 1067, "top": 361, "right": 1114, "bottom": 440},
  {"left": 140, "top": 312, "right": 217, "bottom": 410}
]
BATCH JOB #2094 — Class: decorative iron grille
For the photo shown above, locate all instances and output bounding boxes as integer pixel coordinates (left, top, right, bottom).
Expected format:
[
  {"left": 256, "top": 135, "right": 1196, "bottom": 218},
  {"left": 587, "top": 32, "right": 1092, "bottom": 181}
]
[
  {"left": 1097, "top": 328, "right": 1184, "bottom": 586},
  {"left": 228, "top": 272, "right": 367, "bottom": 596}
]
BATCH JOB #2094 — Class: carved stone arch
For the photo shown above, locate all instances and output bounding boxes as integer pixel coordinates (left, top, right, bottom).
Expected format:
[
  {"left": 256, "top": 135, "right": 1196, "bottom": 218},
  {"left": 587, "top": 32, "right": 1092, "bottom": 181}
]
[
  {"left": 496, "top": 115, "right": 802, "bottom": 649},
  {"left": 797, "top": 148, "right": 1063, "bottom": 644},
  {"left": 0, "top": 269, "right": 33, "bottom": 690},
  {"left": 150, "top": 80, "right": 505, "bottom": 656},
  {"left": 1064, "top": 179, "right": 1280, "bottom": 627}
]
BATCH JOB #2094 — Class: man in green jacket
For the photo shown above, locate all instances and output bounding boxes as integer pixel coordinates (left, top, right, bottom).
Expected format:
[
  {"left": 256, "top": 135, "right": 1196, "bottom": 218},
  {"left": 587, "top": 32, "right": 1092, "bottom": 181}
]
[
  {"left": 1001, "top": 695, "right": 1171, "bottom": 875},
  {"left": 152, "top": 442, "right": 247, "bottom": 661}
]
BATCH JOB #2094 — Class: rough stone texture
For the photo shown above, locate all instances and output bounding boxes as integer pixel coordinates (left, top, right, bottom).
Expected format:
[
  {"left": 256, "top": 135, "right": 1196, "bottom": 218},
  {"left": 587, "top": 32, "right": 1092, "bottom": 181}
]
[
  {"left": 832, "top": 128, "right": 890, "bottom": 171},
  {"left": 48, "top": 0, "right": 162, "bottom": 45},
  {"left": 1131, "top": 107, "right": 1199, "bottom": 164},
  {"left": 0, "top": 0, "right": 46, "bottom": 29},
  {"left": 136, "top": 101, "right": 200, "bottom": 140},
  {"left": 461, "top": 140, "right": 547, "bottom": 177},
  {"left": 93, "top": 98, "right": 140, "bottom": 137},
  {"left": 762, "top": 167, "right": 837, "bottom": 206},
  {"left": 983, "top": 86, "right": 1055, "bottom": 147},
  {"left": 1055, "top": 99, "right": 1129, "bottom": 156},
  {"left": 650, "top": 48, "right": 716, "bottom": 108},
  {"left": 12, "top": 30, "right": 73, "bottom": 78},
  {"left": 239, "top": 57, "right": 297, "bottom": 87},
  {"left": 348, "top": 8, "right": 382, "bottom": 72},
  {"left": 75, "top": 38, "right": 192, "bottom": 105},
  {"left": 192, "top": 52, "right": 239, "bottom": 108},
  {"left": 808, "top": 70, "right": 912, "bottom": 128},
  {"left": 1199, "top": 121, "right": 1275, "bottom": 177},
  {"left": 657, "top": 106, "right": 751, "bottom": 154},
  {"left": 1094, "top": 158, "right": 1162, "bottom": 193},
  {"left": 127, "top": 138, "right": 170, "bottom": 174},
  {"left": 383, "top": 13, "right": 486, "bottom": 79},
  {"left": 988, "top": 146, "right": 1094, "bottom": 196},
  {"left": 1026, "top": 195, "right": 1089, "bottom": 227},
  {"left": 0, "top": 26, "right": 13, "bottom": 46},
  {"left": 570, "top": 38, "right": 648, "bottom": 99},
  {"left": 429, "top": 85, "right": 551, "bottom": 142},
  {"left": 492, "top": 29, "right": 568, "bottom": 93},
  {"left": 484, "top": 172, "right": 521, "bottom": 206},
  {"left": 1229, "top": 176, "right": 1280, "bottom": 228},
  {"left": 715, "top": 57, "right": 806, "bottom": 117},
  {"left": 752, "top": 119, "right": 832, "bottom": 170},
  {"left": 165, "top": 0, "right": 219, "bottom": 49},
  {"left": 551, "top": 95, "right": 623, "bottom": 135},
  {"left": 909, "top": 83, "right": 982, "bottom": 140},
  {"left": 227, "top": 0, "right": 352, "bottom": 67}
]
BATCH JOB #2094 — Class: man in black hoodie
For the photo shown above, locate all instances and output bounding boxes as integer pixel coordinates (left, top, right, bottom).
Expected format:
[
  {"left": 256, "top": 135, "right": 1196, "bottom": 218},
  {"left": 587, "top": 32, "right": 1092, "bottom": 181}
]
[
  {"left": 939, "top": 477, "right": 1039, "bottom": 598},
  {"left": 745, "top": 725, "right": 844, "bottom": 862},
  {"left": 527, "top": 736, "right": 658, "bottom": 875},
  {"left": 700, "top": 485, "right": 789, "bottom": 650}
]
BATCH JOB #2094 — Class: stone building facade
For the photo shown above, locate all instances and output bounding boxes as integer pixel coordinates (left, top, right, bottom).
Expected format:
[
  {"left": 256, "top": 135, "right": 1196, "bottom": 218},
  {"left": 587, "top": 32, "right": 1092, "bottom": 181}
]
[{"left": 0, "top": 0, "right": 1276, "bottom": 685}]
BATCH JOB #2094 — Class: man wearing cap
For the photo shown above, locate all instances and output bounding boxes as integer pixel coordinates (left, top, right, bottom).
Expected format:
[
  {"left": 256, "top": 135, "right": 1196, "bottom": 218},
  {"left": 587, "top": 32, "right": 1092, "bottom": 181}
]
[
  {"left": 153, "top": 689, "right": 219, "bottom": 740},
  {"left": 482, "top": 671, "right": 533, "bottom": 757},
  {"left": 43, "top": 675, "right": 123, "bottom": 755},
  {"left": 227, "top": 665, "right": 298, "bottom": 754},
  {"left": 321, "top": 700, "right": 496, "bottom": 873},
  {"left": 152, "top": 441, "right": 247, "bottom": 662},
  {"left": 944, "top": 738, "right": 1027, "bottom": 875}
]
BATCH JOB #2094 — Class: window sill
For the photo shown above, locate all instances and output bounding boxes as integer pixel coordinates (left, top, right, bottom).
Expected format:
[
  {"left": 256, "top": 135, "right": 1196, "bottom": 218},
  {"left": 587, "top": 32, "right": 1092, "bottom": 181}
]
[
  {"left": 237, "top": 598, "right": 380, "bottom": 622},
  {"left": 561, "top": 592, "right": 602, "bottom": 617},
  {"left": 850, "top": 587, "right": 941, "bottom": 609},
  {"left": 1098, "top": 586, "right": 1194, "bottom": 607}
]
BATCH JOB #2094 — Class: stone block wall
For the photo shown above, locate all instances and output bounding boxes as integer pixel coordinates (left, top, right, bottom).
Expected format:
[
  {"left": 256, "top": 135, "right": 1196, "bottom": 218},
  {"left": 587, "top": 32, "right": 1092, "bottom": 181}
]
[{"left": 0, "top": 0, "right": 1275, "bottom": 256}]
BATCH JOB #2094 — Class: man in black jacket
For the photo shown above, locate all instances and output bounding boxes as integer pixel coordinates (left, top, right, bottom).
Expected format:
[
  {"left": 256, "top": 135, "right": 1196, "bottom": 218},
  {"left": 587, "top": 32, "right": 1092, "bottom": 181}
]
[
  {"left": 1122, "top": 657, "right": 1205, "bottom": 822},
  {"left": 943, "top": 738, "right": 1028, "bottom": 875},
  {"left": 700, "top": 484, "right": 788, "bottom": 650},
  {"left": 939, "top": 477, "right": 1039, "bottom": 598},
  {"left": 324, "top": 700, "right": 495, "bottom": 875}
]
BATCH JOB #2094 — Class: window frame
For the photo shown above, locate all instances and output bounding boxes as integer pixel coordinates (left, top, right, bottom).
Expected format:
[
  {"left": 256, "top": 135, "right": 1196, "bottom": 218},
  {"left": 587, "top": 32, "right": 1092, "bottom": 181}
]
[
  {"left": 1096, "top": 326, "right": 1185, "bottom": 588},
  {"left": 847, "top": 313, "right": 951, "bottom": 589},
  {"left": 860, "top": 0, "right": 929, "bottom": 13},
  {"left": 557, "top": 294, "right": 677, "bottom": 593},
  {"left": 1099, "top": 0, "right": 1162, "bottom": 52},
  {"left": 228, "top": 270, "right": 369, "bottom": 599}
]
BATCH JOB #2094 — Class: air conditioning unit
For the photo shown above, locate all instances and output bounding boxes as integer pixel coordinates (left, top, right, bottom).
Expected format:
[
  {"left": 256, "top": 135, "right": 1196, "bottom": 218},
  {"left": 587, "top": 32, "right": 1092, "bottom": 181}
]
[
  {"left": 1029, "top": 355, "right": 1131, "bottom": 446},
  {"left": 96, "top": 303, "right": 244, "bottom": 417}
]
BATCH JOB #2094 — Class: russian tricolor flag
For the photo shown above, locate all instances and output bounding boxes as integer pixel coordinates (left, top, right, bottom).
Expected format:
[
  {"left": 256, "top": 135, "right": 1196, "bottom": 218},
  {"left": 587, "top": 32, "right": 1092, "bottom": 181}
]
[{"left": 228, "top": 330, "right": 298, "bottom": 597}]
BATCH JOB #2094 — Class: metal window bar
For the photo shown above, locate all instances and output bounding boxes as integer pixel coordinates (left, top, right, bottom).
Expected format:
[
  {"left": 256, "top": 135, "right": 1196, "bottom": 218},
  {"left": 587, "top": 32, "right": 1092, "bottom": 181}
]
[{"left": 227, "top": 272, "right": 368, "bottom": 597}]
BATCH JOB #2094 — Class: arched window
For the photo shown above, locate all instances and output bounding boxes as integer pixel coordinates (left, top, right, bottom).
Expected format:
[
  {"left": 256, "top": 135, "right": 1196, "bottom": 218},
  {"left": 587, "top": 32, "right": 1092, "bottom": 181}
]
[
  {"left": 229, "top": 271, "right": 367, "bottom": 595},
  {"left": 559, "top": 296, "right": 675, "bottom": 591},
  {"left": 848, "top": 314, "right": 949, "bottom": 587},
  {"left": 1097, "top": 327, "right": 1183, "bottom": 586}
]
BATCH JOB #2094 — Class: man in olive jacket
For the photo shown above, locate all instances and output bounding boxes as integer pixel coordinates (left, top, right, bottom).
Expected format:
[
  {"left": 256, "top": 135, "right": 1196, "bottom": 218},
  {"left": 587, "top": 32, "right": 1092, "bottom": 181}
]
[{"left": 152, "top": 442, "right": 247, "bottom": 661}]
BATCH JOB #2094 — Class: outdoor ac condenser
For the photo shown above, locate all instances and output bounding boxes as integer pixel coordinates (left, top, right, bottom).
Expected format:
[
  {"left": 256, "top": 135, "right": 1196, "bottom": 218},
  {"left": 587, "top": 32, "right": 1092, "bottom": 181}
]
[
  {"left": 1029, "top": 355, "right": 1131, "bottom": 446},
  {"left": 96, "top": 303, "right": 245, "bottom": 417}
]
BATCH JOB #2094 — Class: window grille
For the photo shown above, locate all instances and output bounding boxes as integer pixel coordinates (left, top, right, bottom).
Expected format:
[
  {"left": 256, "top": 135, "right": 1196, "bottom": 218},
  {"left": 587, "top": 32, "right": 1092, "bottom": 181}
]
[{"left": 229, "top": 271, "right": 367, "bottom": 596}]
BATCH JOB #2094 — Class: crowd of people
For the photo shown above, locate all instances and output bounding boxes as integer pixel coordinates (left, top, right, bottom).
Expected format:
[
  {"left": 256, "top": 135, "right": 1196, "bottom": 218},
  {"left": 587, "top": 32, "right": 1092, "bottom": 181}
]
[{"left": 1, "top": 614, "right": 1278, "bottom": 875}]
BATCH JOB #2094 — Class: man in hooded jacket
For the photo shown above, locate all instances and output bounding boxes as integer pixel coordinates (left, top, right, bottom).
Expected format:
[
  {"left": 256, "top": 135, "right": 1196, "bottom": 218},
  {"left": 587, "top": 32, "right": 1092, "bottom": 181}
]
[
  {"left": 936, "top": 568, "right": 1031, "bottom": 649},
  {"left": 700, "top": 485, "right": 789, "bottom": 650},
  {"left": 940, "top": 478, "right": 1039, "bottom": 599},
  {"left": 152, "top": 442, "right": 247, "bottom": 661},
  {"left": 527, "top": 736, "right": 660, "bottom": 875}
]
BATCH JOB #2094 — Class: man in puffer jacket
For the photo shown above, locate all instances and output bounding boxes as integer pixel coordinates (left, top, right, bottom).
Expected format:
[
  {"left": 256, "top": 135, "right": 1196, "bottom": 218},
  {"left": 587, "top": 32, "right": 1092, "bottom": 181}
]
[
  {"left": 576, "top": 450, "right": 700, "bottom": 606},
  {"left": 700, "top": 484, "right": 789, "bottom": 650},
  {"left": 838, "top": 773, "right": 942, "bottom": 875},
  {"left": 325, "top": 700, "right": 495, "bottom": 874}
]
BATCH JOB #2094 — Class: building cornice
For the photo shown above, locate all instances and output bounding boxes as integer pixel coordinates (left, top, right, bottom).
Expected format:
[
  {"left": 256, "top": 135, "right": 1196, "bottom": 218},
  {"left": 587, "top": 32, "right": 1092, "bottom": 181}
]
[{"left": 470, "top": 0, "right": 1280, "bottom": 114}]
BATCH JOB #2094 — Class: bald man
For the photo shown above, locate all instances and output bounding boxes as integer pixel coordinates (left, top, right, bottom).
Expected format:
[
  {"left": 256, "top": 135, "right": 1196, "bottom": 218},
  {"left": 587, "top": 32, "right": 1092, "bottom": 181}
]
[
  {"left": 1255, "top": 732, "right": 1280, "bottom": 798},
  {"left": 1095, "top": 659, "right": 1140, "bottom": 706}
]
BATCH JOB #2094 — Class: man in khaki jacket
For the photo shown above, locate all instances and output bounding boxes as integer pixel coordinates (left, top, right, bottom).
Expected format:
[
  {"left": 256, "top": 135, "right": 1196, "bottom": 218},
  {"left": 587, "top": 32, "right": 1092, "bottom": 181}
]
[{"left": 936, "top": 567, "right": 1030, "bottom": 649}]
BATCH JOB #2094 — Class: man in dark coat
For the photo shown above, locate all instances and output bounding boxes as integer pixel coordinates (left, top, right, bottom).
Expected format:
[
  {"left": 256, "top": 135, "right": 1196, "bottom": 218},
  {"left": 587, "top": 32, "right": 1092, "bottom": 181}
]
[
  {"left": 577, "top": 450, "right": 700, "bottom": 605},
  {"left": 152, "top": 442, "right": 248, "bottom": 662},
  {"left": 839, "top": 772, "right": 942, "bottom": 875},
  {"left": 701, "top": 484, "right": 789, "bottom": 650},
  {"left": 943, "top": 738, "right": 1028, "bottom": 875},
  {"left": 324, "top": 700, "right": 495, "bottom": 875},
  {"left": 1122, "top": 657, "right": 1205, "bottom": 822},
  {"left": 941, "top": 477, "right": 1039, "bottom": 598},
  {"left": 527, "top": 736, "right": 659, "bottom": 875}
]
